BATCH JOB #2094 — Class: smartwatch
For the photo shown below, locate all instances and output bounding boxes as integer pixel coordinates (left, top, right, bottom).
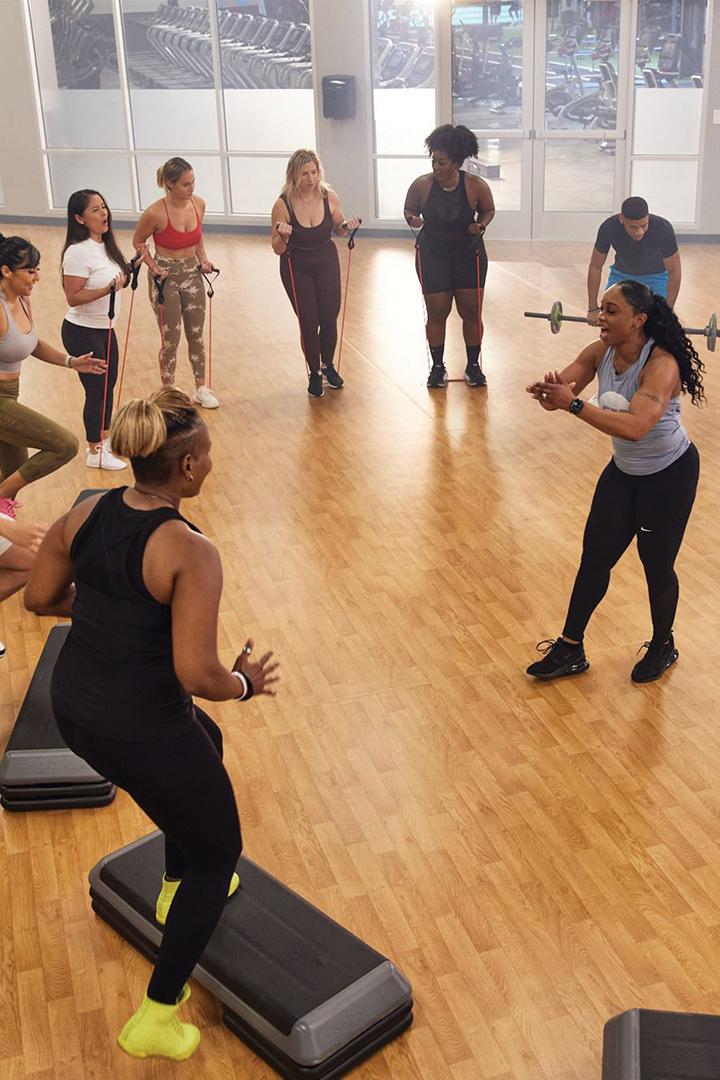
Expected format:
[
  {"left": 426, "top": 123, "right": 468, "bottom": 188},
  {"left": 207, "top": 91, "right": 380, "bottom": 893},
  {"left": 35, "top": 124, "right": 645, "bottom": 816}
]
[{"left": 569, "top": 398, "right": 585, "bottom": 416}]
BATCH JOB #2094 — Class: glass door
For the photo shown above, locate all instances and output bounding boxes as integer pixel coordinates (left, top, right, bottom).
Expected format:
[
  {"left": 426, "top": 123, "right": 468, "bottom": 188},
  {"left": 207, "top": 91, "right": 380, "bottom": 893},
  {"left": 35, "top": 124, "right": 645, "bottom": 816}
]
[
  {"left": 450, "top": 0, "right": 535, "bottom": 238},
  {"left": 531, "top": 0, "right": 633, "bottom": 239}
]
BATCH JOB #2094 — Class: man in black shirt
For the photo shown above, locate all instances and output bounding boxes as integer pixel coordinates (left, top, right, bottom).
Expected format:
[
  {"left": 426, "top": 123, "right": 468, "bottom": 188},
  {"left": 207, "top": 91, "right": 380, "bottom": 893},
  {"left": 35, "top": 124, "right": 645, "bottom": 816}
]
[{"left": 586, "top": 196, "right": 680, "bottom": 324}]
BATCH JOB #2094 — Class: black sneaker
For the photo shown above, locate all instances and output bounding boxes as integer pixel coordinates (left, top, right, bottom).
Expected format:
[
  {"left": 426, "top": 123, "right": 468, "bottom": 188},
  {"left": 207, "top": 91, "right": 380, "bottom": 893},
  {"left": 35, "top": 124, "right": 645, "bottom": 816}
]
[
  {"left": 308, "top": 372, "right": 324, "bottom": 397},
  {"left": 465, "top": 362, "right": 486, "bottom": 388},
  {"left": 322, "top": 364, "right": 344, "bottom": 389},
  {"left": 631, "top": 635, "right": 678, "bottom": 683},
  {"left": 526, "top": 638, "right": 589, "bottom": 679},
  {"left": 427, "top": 363, "right": 448, "bottom": 389}
]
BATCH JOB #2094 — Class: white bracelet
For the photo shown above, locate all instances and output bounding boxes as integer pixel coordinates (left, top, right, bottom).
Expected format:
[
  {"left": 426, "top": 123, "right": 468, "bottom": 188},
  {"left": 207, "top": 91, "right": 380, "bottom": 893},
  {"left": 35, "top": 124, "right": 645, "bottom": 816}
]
[
  {"left": 65, "top": 354, "right": 73, "bottom": 369},
  {"left": 231, "top": 670, "right": 249, "bottom": 700}
]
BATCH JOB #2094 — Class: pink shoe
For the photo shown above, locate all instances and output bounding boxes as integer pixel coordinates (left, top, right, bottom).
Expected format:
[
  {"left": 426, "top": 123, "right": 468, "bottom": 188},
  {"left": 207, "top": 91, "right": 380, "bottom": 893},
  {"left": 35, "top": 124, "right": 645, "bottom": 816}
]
[{"left": 0, "top": 498, "right": 20, "bottom": 520}]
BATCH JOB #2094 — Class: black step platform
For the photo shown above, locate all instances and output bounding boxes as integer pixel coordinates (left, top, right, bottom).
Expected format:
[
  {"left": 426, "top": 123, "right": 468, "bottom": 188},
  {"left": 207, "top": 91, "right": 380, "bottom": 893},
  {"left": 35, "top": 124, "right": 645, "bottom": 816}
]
[
  {"left": 603, "top": 1008, "right": 720, "bottom": 1078},
  {"left": 0, "top": 625, "right": 116, "bottom": 811},
  {"left": 89, "top": 832, "right": 413, "bottom": 1079}
]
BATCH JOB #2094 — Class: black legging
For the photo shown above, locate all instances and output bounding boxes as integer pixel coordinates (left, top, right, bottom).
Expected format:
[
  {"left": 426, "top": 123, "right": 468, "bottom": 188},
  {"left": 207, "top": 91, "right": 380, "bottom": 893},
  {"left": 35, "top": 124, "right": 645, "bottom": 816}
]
[
  {"left": 55, "top": 705, "right": 242, "bottom": 1005},
  {"left": 61, "top": 321, "right": 119, "bottom": 443},
  {"left": 280, "top": 247, "right": 341, "bottom": 373},
  {"left": 563, "top": 443, "right": 700, "bottom": 644}
]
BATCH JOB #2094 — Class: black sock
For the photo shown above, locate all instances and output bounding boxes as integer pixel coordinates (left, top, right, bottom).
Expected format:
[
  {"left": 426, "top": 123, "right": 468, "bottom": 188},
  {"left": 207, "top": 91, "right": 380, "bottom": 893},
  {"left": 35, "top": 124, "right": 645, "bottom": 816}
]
[
  {"left": 465, "top": 344, "right": 481, "bottom": 368},
  {"left": 429, "top": 344, "right": 445, "bottom": 367}
]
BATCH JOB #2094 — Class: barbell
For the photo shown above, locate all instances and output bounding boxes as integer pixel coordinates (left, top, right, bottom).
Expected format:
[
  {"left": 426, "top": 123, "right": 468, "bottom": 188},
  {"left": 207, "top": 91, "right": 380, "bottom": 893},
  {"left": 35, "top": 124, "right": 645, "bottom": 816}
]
[{"left": 524, "top": 300, "right": 717, "bottom": 352}]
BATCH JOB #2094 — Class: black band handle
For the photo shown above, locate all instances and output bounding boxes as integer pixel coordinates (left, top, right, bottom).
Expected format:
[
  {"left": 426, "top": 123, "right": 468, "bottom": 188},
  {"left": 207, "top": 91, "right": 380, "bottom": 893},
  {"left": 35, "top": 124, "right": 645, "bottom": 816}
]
[
  {"left": 342, "top": 218, "right": 362, "bottom": 250},
  {"left": 198, "top": 265, "right": 220, "bottom": 298},
  {"left": 153, "top": 274, "right": 166, "bottom": 306},
  {"left": 107, "top": 284, "right": 116, "bottom": 320},
  {"left": 129, "top": 251, "right": 143, "bottom": 291}
]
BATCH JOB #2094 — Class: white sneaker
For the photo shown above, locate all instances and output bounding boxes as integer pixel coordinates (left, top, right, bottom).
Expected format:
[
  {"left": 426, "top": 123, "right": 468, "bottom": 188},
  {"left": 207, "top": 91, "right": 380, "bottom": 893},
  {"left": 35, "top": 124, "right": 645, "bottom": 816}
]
[
  {"left": 193, "top": 385, "right": 219, "bottom": 409},
  {"left": 86, "top": 445, "right": 127, "bottom": 471},
  {"left": 0, "top": 641, "right": 5, "bottom": 658}
]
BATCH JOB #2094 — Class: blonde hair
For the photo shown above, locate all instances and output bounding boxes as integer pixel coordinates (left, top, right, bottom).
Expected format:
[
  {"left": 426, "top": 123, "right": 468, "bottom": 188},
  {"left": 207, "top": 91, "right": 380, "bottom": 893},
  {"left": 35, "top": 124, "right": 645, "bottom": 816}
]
[
  {"left": 280, "top": 149, "right": 329, "bottom": 200},
  {"left": 156, "top": 157, "right": 193, "bottom": 190},
  {"left": 111, "top": 388, "right": 203, "bottom": 482}
]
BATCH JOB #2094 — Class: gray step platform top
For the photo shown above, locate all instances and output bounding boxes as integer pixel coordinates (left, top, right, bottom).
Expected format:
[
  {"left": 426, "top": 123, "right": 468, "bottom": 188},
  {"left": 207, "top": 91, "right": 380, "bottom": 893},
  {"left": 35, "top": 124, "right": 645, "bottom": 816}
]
[
  {"left": 89, "top": 832, "right": 412, "bottom": 1067},
  {"left": 0, "top": 625, "right": 106, "bottom": 787},
  {"left": 603, "top": 1008, "right": 720, "bottom": 1079}
]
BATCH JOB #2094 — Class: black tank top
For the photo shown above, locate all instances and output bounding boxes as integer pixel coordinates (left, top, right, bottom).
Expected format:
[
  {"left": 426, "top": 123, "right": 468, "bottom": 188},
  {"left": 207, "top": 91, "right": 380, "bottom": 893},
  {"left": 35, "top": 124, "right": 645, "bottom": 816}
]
[
  {"left": 280, "top": 193, "right": 333, "bottom": 254},
  {"left": 418, "top": 171, "right": 477, "bottom": 257},
  {"left": 50, "top": 488, "right": 199, "bottom": 740}
]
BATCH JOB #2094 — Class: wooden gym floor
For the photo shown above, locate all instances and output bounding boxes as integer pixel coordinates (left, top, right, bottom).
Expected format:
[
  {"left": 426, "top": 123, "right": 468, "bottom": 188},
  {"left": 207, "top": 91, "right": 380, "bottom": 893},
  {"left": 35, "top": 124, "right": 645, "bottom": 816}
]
[{"left": 1, "top": 226, "right": 720, "bottom": 1079}]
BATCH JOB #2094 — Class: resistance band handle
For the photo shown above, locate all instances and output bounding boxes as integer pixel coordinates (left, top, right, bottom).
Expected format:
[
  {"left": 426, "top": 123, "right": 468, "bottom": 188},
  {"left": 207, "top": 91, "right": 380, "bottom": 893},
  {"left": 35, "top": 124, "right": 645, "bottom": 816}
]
[
  {"left": 107, "top": 284, "right": 116, "bottom": 321},
  {"left": 129, "top": 252, "right": 143, "bottom": 291},
  {"left": 342, "top": 219, "right": 362, "bottom": 250},
  {"left": 275, "top": 222, "right": 292, "bottom": 248},
  {"left": 197, "top": 265, "right": 220, "bottom": 298},
  {"left": 153, "top": 274, "right": 166, "bottom": 306}
]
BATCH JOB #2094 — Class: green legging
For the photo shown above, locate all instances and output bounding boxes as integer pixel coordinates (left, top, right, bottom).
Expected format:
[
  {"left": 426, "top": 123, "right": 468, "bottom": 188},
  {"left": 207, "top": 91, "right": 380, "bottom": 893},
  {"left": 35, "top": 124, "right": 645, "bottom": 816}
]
[{"left": 0, "top": 378, "right": 79, "bottom": 485}]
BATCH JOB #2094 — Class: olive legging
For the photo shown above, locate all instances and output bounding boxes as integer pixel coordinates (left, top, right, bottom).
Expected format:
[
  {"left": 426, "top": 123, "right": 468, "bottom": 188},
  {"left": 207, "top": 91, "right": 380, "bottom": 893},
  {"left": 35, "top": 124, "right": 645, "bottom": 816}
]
[{"left": 0, "top": 379, "right": 79, "bottom": 484}]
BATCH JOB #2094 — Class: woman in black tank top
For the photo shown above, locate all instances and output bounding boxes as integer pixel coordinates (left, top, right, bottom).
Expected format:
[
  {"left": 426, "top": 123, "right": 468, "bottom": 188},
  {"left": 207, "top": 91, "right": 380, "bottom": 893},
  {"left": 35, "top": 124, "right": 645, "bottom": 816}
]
[
  {"left": 404, "top": 125, "right": 495, "bottom": 389},
  {"left": 25, "top": 388, "right": 279, "bottom": 1062},
  {"left": 271, "top": 149, "right": 360, "bottom": 398}
]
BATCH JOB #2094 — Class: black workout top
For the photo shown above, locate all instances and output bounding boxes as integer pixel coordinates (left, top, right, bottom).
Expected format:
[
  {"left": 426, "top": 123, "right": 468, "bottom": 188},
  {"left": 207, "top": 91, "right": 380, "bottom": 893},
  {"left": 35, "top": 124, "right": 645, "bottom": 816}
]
[
  {"left": 50, "top": 488, "right": 199, "bottom": 741},
  {"left": 280, "top": 194, "right": 334, "bottom": 254},
  {"left": 595, "top": 214, "right": 678, "bottom": 275},
  {"left": 418, "top": 171, "right": 477, "bottom": 258}
]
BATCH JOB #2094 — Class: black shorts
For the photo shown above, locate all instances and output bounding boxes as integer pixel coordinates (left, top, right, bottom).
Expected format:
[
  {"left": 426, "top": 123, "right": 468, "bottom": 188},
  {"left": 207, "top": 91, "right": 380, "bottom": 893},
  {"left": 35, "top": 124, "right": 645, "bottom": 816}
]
[{"left": 415, "top": 241, "right": 488, "bottom": 295}]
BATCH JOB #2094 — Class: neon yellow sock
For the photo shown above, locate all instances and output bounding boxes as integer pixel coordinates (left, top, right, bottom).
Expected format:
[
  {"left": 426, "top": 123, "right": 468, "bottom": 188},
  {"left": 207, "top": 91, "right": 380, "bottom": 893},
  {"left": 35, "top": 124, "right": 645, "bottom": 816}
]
[
  {"left": 155, "top": 871, "right": 241, "bottom": 926},
  {"left": 117, "top": 984, "right": 199, "bottom": 1060}
]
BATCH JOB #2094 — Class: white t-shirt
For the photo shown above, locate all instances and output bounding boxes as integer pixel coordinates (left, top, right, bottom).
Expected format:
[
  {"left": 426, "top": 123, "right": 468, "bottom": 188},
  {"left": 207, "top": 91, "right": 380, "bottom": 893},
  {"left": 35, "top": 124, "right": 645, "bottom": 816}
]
[{"left": 62, "top": 238, "right": 123, "bottom": 329}]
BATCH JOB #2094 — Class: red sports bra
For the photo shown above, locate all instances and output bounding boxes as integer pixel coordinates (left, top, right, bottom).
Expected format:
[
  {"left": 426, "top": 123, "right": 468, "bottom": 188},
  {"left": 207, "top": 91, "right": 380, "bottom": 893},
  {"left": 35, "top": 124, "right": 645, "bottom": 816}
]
[{"left": 154, "top": 198, "right": 202, "bottom": 250}]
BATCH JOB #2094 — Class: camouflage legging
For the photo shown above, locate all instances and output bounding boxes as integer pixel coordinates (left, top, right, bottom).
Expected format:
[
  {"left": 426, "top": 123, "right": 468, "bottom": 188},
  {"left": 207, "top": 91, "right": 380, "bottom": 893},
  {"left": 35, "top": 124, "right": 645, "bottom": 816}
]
[
  {"left": 0, "top": 378, "right": 79, "bottom": 485},
  {"left": 148, "top": 255, "right": 207, "bottom": 386}
]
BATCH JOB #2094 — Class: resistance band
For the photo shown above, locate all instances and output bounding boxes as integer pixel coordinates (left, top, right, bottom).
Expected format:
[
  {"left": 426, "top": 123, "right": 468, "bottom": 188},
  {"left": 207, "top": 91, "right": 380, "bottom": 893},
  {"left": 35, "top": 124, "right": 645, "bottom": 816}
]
[
  {"left": 116, "top": 252, "right": 143, "bottom": 407},
  {"left": 278, "top": 227, "right": 310, "bottom": 375},
  {"left": 153, "top": 273, "right": 167, "bottom": 383},
  {"left": 98, "top": 285, "right": 117, "bottom": 469},
  {"left": 197, "top": 265, "right": 220, "bottom": 390},
  {"left": 335, "top": 220, "right": 361, "bottom": 375}
]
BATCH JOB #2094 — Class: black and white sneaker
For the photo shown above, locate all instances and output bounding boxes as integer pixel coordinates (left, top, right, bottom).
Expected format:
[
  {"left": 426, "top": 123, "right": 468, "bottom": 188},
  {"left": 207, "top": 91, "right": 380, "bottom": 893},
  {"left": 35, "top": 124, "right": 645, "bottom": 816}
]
[
  {"left": 631, "top": 635, "right": 678, "bottom": 683},
  {"left": 427, "top": 363, "right": 448, "bottom": 389},
  {"left": 464, "top": 362, "right": 486, "bottom": 387},
  {"left": 322, "top": 364, "right": 344, "bottom": 389},
  {"left": 308, "top": 372, "right": 324, "bottom": 397},
  {"left": 526, "top": 638, "right": 589, "bottom": 679}
]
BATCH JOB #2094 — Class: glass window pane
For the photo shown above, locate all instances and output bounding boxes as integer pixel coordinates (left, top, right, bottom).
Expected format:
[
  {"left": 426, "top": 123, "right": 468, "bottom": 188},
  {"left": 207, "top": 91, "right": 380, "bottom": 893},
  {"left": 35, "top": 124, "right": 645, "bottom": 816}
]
[
  {"left": 376, "top": 157, "right": 427, "bottom": 220},
  {"left": 370, "top": 0, "right": 435, "bottom": 154},
  {"left": 28, "top": 0, "right": 126, "bottom": 149},
  {"left": 136, "top": 155, "right": 225, "bottom": 213},
  {"left": 47, "top": 152, "right": 133, "bottom": 211},
  {"left": 465, "top": 138, "right": 521, "bottom": 211},
  {"left": 545, "top": 0, "right": 619, "bottom": 130},
  {"left": 631, "top": 159, "right": 698, "bottom": 222},
  {"left": 636, "top": 0, "right": 707, "bottom": 89},
  {"left": 543, "top": 139, "right": 614, "bottom": 212},
  {"left": 229, "top": 156, "right": 287, "bottom": 215},
  {"left": 120, "top": 0, "right": 219, "bottom": 151},
  {"left": 219, "top": 6, "right": 314, "bottom": 153},
  {"left": 451, "top": 2, "right": 523, "bottom": 131}
]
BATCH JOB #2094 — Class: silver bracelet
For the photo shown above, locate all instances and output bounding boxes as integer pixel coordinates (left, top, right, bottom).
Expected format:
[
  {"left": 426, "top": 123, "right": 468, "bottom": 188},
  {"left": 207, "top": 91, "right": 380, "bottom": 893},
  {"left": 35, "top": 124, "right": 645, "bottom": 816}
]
[
  {"left": 65, "top": 354, "right": 74, "bottom": 369},
  {"left": 231, "top": 670, "right": 249, "bottom": 700}
]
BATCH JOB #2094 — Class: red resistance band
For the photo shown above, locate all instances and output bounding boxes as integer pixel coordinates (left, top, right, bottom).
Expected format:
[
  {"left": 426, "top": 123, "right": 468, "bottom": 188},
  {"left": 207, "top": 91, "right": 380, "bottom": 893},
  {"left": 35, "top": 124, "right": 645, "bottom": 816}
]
[{"left": 198, "top": 265, "right": 220, "bottom": 390}]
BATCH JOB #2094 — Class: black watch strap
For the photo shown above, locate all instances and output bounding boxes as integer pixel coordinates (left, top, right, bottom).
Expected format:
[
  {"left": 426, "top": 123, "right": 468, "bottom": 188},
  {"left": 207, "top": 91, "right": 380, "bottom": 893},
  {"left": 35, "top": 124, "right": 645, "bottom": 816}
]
[{"left": 569, "top": 398, "right": 585, "bottom": 416}]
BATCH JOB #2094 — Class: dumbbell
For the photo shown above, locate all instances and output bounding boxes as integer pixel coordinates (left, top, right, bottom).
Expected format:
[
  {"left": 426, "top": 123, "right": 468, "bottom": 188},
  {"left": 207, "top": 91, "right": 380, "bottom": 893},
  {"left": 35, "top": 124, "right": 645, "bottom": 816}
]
[{"left": 524, "top": 300, "right": 717, "bottom": 352}]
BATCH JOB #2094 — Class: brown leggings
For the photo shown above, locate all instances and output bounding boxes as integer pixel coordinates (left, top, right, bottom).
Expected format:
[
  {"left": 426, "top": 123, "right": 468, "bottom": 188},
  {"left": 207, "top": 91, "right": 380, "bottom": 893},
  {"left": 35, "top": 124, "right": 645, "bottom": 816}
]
[{"left": 0, "top": 379, "right": 79, "bottom": 485}]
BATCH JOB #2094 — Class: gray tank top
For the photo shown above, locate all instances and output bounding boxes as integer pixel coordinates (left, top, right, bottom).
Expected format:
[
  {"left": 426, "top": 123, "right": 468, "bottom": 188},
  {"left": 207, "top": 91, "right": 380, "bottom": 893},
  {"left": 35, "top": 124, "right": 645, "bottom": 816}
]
[
  {"left": 596, "top": 337, "right": 689, "bottom": 476},
  {"left": 0, "top": 289, "right": 39, "bottom": 374}
]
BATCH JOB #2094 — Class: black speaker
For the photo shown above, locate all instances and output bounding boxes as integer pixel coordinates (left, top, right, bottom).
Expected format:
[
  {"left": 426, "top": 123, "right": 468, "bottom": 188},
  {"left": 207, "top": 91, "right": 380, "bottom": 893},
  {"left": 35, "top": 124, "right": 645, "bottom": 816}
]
[{"left": 322, "top": 75, "right": 356, "bottom": 120}]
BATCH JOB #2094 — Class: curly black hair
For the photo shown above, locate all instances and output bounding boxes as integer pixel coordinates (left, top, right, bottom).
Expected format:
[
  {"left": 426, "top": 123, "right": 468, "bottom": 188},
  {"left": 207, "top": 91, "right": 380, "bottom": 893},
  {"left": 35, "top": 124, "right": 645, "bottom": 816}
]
[
  {"left": 425, "top": 124, "right": 479, "bottom": 166},
  {"left": 0, "top": 234, "right": 41, "bottom": 273},
  {"left": 618, "top": 280, "right": 705, "bottom": 406}
]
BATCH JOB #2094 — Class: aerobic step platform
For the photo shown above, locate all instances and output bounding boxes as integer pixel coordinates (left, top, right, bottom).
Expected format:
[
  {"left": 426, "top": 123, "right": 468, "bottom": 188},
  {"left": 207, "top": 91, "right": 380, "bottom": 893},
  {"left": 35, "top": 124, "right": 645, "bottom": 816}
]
[
  {"left": 0, "top": 624, "right": 116, "bottom": 811},
  {"left": 603, "top": 1008, "right": 720, "bottom": 1078},
  {"left": 89, "top": 832, "right": 413, "bottom": 1079}
]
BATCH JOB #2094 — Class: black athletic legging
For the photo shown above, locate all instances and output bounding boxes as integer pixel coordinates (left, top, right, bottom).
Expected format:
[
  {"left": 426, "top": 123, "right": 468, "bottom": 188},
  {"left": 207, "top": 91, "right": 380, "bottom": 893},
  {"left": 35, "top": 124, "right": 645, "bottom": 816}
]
[
  {"left": 563, "top": 442, "right": 700, "bottom": 644},
  {"left": 55, "top": 704, "right": 242, "bottom": 1005},
  {"left": 61, "top": 321, "right": 119, "bottom": 443},
  {"left": 280, "top": 248, "right": 341, "bottom": 374}
]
